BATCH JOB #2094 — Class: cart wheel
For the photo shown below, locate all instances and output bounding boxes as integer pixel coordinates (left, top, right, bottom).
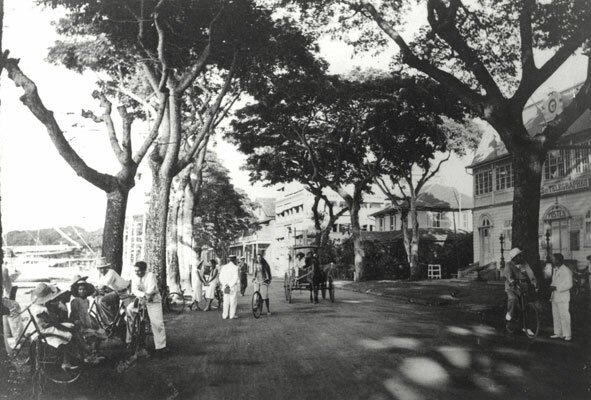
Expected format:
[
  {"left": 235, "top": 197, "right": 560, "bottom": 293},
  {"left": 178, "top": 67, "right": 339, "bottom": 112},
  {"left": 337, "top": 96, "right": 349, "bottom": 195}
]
[
  {"left": 284, "top": 273, "right": 289, "bottom": 301},
  {"left": 287, "top": 281, "right": 292, "bottom": 304},
  {"left": 328, "top": 277, "right": 335, "bottom": 303}
]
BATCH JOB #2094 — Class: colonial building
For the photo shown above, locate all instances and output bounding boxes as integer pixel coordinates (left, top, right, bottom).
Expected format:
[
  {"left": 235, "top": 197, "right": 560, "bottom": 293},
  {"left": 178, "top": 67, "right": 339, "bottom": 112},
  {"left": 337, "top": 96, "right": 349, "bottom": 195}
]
[
  {"left": 371, "top": 183, "right": 473, "bottom": 233},
  {"left": 469, "top": 82, "right": 591, "bottom": 267}
]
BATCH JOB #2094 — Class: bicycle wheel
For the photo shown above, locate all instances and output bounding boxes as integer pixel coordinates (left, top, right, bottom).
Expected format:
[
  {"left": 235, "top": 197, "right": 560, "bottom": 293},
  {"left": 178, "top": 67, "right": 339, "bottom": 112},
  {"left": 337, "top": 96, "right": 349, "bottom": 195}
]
[
  {"left": 130, "top": 312, "right": 144, "bottom": 354},
  {"left": 284, "top": 273, "right": 289, "bottom": 301},
  {"left": 165, "top": 292, "right": 186, "bottom": 314},
  {"left": 36, "top": 341, "right": 81, "bottom": 385},
  {"left": 524, "top": 303, "right": 539, "bottom": 339},
  {"left": 252, "top": 291, "right": 263, "bottom": 319}
]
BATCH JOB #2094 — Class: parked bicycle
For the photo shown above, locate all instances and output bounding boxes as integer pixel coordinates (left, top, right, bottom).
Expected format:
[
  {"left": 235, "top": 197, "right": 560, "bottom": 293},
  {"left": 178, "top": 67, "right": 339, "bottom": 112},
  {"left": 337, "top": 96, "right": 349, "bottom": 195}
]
[
  {"left": 88, "top": 293, "right": 127, "bottom": 340},
  {"left": 505, "top": 281, "right": 540, "bottom": 339},
  {"left": 162, "top": 286, "right": 187, "bottom": 314}
]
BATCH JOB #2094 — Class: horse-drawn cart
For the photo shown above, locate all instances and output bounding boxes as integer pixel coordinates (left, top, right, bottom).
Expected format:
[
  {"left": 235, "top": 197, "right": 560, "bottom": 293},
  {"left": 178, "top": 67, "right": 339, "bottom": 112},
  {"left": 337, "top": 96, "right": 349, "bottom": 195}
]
[{"left": 283, "top": 245, "right": 335, "bottom": 303}]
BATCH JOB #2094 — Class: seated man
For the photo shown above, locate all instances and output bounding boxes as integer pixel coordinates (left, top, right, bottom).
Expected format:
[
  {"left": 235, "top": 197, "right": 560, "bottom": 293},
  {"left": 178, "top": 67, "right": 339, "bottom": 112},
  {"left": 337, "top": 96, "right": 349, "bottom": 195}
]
[
  {"left": 95, "top": 260, "right": 132, "bottom": 324},
  {"left": 295, "top": 252, "right": 307, "bottom": 279},
  {"left": 504, "top": 247, "right": 538, "bottom": 322},
  {"left": 125, "top": 261, "right": 167, "bottom": 355},
  {"left": 29, "top": 283, "right": 100, "bottom": 371}
]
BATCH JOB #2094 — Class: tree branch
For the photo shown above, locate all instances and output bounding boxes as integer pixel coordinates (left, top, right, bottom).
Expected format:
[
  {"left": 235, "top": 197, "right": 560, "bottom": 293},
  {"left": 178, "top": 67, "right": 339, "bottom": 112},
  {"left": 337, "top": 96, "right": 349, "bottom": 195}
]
[
  {"left": 133, "top": 93, "right": 169, "bottom": 163},
  {"left": 4, "top": 58, "right": 118, "bottom": 192},
  {"left": 117, "top": 105, "right": 134, "bottom": 163}
]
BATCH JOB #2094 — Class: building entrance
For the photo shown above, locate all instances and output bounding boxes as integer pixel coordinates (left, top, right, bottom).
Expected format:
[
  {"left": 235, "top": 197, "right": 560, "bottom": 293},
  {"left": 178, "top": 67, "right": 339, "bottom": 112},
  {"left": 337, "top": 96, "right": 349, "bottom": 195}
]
[{"left": 543, "top": 204, "right": 571, "bottom": 258}]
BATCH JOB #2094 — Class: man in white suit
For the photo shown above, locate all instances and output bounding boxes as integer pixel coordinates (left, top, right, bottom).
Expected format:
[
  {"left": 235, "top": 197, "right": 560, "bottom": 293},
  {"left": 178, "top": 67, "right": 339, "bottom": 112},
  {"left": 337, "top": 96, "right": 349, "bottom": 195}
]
[
  {"left": 550, "top": 253, "right": 573, "bottom": 341},
  {"left": 219, "top": 255, "right": 240, "bottom": 319}
]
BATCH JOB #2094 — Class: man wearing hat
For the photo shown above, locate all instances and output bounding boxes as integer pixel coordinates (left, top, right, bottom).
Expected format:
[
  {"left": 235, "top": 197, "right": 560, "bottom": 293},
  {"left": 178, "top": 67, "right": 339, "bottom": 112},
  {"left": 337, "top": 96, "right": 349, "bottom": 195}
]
[
  {"left": 239, "top": 256, "right": 248, "bottom": 296},
  {"left": 218, "top": 255, "right": 240, "bottom": 319},
  {"left": 95, "top": 260, "right": 132, "bottom": 324},
  {"left": 550, "top": 253, "right": 573, "bottom": 341},
  {"left": 504, "top": 247, "right": 538, "bottom": 323}
]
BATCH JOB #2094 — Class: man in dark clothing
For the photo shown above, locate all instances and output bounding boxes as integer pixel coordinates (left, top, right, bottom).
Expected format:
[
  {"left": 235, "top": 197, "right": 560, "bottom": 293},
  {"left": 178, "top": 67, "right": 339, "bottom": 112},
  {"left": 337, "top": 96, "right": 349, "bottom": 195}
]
[{"left": 239, "top": 257, "right": 248, "bottom": 296}]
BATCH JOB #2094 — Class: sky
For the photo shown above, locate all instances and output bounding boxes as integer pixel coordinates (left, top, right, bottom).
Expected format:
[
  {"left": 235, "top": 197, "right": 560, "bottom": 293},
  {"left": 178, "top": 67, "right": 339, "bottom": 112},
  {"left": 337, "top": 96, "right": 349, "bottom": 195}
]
[{"left": 0, "top": 0, "right": 587, "bottom": 232}]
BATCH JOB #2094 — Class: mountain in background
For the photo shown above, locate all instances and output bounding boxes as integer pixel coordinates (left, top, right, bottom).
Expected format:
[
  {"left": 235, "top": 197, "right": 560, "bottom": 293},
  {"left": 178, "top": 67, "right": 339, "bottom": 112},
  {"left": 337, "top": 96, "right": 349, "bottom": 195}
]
[{"left": 4, "top": 227, "right": 103, "bottom": 250}]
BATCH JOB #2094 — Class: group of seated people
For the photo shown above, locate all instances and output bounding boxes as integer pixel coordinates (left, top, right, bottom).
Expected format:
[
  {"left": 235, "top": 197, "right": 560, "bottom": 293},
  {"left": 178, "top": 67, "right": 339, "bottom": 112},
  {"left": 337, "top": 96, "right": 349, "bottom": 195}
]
[{"left": 8, "top": 260, "right": 167, "bottom": 372}]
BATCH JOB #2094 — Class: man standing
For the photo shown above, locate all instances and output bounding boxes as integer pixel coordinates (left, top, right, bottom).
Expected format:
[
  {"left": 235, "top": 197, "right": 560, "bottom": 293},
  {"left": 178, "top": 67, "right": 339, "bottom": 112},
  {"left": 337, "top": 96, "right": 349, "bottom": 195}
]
[
  {"left": 126, "top": 261, "right": 167, "bottom": 355},
  {"left": 550, "top": 253, "right": 573, "bottom": 341},
  {"left": 2, "top": 265, "right": 23, "bottom": 344},
  {"left": 219, "top": 255, "right": 239, "bottom": 319},
  {"left": 95, "top": 260, "right": 132, "bottom": 323},
  {"left": 504, "top": 248, "right": 537, "bottom": 322},
  {"left": 239, "top": 256, "right": 248, "bottom": 296},
  {"left": 190, "top": 259, "right": 204, "bottom": 310}
]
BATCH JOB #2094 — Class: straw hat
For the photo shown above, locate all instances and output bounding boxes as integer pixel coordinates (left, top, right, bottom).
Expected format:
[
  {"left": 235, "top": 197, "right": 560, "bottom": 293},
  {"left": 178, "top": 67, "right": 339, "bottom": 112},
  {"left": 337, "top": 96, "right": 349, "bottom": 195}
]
[
  {"left": 95, "top": 257, "right": 111, "bottom": 269},
  {"left": 69, "top": 275, "right": 95, "bottom": 297},
  {"left": 31, "top": 283, "right": 62, "bottom": 305},
  {"left": 508, "top": 248, "right": 523, "bottom": 261}
]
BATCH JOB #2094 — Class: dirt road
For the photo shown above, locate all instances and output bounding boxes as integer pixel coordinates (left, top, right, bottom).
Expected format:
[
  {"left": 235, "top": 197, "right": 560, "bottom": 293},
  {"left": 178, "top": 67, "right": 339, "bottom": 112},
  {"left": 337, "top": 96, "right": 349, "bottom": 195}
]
[{"left": 37, "top": 281, "right": 590, "bottom": 400}]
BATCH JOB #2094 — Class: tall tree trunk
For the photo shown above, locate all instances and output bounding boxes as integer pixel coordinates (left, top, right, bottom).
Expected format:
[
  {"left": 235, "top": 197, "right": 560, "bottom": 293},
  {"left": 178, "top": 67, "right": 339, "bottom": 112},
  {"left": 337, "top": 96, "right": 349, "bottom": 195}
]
[
  {"left": 178, "top": 181, "right": 196, "bottom": 292},
  {"left": 400, "top": 208, "right": 412, "bottom": 267},
  {"left": 166, "top": 189, "right": 181, "bottom": 293},
  {"left": 311, "top": 194, "right": 322, "bottom": 247},
  {"left": 349, "top": 189, "right": 365, "bottom": 282},
  {"left": 409, "top": 195, "right": 420, "bottom": 280},
  {"left": 145, "top": 173, "right": 174, "bottom": 289},
  {"left": 101, "top": 188, "right": 129, "bottom": 274},
  {"left": 511, "top": 147, "right": 545, "bottom": 274}
]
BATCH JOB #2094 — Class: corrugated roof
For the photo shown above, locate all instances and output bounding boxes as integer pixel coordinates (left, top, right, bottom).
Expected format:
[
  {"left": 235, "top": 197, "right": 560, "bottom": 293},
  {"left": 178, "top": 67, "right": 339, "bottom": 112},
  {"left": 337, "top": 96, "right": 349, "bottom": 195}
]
[
  {"left": 370, "top": 183, "right": 473, "bottom": 217},
  {"left": 254, "top": 197, "right": 276, "bottom": 219},
  {"left": 360, "top": 228, "right": 469, "bottom": 243}
]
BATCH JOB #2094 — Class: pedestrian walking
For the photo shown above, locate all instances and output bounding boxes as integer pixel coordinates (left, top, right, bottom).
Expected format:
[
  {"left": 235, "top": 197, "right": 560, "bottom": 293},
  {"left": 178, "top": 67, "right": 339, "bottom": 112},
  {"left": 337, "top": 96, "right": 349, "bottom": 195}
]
[
  {"left": 550, "top": 253, "right": 573, "bottom": 341},
  {"left": 239, "top": 256, "right": 248, "bottom": 296},
  {"left": 253, "top": 253, "right": 272, "bottom": 315},
  {"left": 202, "top": 259, "right": 219, "bottom": 311},
  {"left": 219, "top": 255, "right": 240, "bottom": 319}
]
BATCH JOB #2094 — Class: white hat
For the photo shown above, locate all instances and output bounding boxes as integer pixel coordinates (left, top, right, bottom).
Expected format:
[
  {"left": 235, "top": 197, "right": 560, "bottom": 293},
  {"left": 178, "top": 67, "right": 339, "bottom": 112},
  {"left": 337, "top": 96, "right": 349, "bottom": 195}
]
[
  {"left": 508, "top": 248, "right": 522, "bottom": 261},
  {"left": 95, "top": 257, "right": 111, "bottom": 269}
]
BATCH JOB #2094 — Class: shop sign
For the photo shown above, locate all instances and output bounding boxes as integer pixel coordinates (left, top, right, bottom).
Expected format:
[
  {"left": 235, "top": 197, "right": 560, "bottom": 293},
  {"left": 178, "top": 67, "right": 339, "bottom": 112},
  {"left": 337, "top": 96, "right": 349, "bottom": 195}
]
[
  {"left": 541, "top": 177, "right": 591, "bottom": 196},
  {"left": 543, "top": 204, "right": 570, "bottom": 221}
]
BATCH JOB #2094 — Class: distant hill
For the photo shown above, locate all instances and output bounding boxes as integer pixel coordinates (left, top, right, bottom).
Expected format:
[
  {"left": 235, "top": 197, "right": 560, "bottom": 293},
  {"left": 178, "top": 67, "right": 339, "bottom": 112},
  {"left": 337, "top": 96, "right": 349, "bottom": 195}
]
[{"left": 4, "top": 227, "right": 103, "bottom": 250}]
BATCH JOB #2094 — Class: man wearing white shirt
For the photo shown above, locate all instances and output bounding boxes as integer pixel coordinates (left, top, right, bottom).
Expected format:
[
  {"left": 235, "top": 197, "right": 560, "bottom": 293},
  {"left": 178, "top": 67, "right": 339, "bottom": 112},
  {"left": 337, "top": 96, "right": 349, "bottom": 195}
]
[
  {"left": 218, "top": 255, "right": 240, "bottom": 319},
  {"left": 95, "top": 261, "right": 132, "bottom": 323},
  {"left": 126, "top": 261, "right": 167, "bottom": 353},
  {"left": 550, "top": 253, "right": 573, "bottom": 341}
]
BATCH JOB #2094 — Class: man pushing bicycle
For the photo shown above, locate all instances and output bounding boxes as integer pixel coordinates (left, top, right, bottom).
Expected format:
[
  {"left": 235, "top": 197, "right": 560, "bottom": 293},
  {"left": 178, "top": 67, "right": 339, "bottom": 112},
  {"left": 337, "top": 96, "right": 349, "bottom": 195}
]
[{"left": 504, "top": 247, "right": 538, "bottom": 323}]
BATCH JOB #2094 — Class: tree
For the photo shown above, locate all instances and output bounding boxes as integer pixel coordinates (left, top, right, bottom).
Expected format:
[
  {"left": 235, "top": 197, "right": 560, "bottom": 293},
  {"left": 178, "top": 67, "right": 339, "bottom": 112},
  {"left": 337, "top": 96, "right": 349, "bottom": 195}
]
[
  {"left": 42, "top": 0, "right": 320, "bottom": 287},
  {"left": 375, "top": 117, "right": 481, "bottom": 279},
  {"left": 192, "top": 153, "right": 255, "bottom": 260},
  {"left": 287, "top": 0, "right": 591, "bottom": 269}
]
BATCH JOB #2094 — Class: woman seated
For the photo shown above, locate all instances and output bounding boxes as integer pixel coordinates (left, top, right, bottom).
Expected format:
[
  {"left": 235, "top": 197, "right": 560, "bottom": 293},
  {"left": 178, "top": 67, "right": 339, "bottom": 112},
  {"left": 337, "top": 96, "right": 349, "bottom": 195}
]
[
  {"left": 69, "top": 276, "right": 107, "bottom": 351},
  {"left": 29, "top": 283, "right": 101, "bottom": 371}
]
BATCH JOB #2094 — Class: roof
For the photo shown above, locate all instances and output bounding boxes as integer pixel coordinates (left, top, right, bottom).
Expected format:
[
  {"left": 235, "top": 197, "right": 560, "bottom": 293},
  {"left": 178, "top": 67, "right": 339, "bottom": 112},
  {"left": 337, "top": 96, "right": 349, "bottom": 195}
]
[
  {"left": 370, "top": 183, "right": 473, "bottom": 217},
  {"left": 254, "top": 198, "right": 276, "bottom": 222},
  {"left": 360, "top": 228, "right": 469, "bottom": 243},
  {"left": 468, "top": 82, "right": 588, "bottom": 168}
]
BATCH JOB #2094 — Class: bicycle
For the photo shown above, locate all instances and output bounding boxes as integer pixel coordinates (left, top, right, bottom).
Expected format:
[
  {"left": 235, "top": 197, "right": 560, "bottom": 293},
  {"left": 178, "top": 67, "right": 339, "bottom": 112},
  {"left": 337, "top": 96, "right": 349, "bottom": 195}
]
[
  {"left": 88, "top": 292, "right": 127, "bottom": 340},
  {"left": 129, "top": 298, "right": 151, "bottom": 355},
  {"left": 505, "top": 281, "right": 540, "bottom": 339},
  {"left": 252, "top": 289, "right": 263, "bottom": 319},
  {"left": 162, "top": 286, "right": 187, "bottom": 314},
  {"left": 8, "top": 306, "right": 82, "bottom": 399}
]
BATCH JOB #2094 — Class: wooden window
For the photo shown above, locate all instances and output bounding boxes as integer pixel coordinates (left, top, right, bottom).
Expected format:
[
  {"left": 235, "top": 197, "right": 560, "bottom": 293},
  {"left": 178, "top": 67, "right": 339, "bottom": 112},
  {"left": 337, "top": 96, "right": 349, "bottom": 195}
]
[
  {"left": 495, "top": 163, "right": 514, "bottom": 190},
  {"left": 475, "top": 168, "right": 493, "bottom": 195}
]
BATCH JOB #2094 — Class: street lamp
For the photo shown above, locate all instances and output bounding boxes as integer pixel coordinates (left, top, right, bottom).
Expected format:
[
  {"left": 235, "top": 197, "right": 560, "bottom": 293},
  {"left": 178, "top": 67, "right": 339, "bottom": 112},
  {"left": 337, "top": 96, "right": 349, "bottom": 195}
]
[
  {"left": 499, "top": 233, "right": 505, "bottom": 270},
  {"left": 544, "top": 230, "right": 553, "bottom": 279}
]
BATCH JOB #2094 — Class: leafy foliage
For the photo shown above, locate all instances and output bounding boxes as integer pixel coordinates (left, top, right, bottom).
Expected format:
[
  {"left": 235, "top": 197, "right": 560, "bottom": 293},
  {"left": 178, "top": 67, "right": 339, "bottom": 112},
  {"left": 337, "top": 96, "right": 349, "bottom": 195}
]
[{"left": 192, "top": 152, "right": 255, "bottom": 255}]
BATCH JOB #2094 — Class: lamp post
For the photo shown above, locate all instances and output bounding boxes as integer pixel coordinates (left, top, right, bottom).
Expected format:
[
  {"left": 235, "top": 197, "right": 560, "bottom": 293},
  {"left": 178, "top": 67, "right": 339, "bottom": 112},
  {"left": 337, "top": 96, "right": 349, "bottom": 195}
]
[
  {"left": 545, "top": 230, "right": 552, "bottom": 263},
  {"left": 499, "top": 233, "right": 505, "bottom": 270}
]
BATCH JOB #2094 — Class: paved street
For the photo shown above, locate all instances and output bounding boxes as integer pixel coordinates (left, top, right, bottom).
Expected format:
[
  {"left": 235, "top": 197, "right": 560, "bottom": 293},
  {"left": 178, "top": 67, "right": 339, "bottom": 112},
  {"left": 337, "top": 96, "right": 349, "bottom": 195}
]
[{"left": 39, "top": 282, "right": 590, "bottom": 400}]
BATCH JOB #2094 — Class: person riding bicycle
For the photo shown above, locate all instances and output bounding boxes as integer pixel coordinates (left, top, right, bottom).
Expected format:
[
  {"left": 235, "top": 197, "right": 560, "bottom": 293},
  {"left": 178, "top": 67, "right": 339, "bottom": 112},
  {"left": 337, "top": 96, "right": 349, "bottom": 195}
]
[
  {"left": 125, "top": 261, "right": 167, "bottom": 356},
  {"left": 253, "top": 253, "right": 272, "bottom": 315},
  {"left": 504, "top": 247, "right": 538, "bottom": 323},
  {"left": 202, "top": 259, "right": 219, "bottom": 312}
]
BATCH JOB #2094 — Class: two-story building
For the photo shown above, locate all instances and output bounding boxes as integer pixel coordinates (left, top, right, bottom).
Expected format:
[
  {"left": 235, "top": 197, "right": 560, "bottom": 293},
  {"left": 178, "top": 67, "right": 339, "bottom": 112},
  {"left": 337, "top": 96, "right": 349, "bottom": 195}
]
[{"left": 469, "top": 82, "right": 591, "bottom": 267}]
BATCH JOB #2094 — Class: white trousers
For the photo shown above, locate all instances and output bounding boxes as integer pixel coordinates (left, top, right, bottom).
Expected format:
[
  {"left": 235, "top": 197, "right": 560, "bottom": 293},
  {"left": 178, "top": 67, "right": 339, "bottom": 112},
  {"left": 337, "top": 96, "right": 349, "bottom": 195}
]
[
  {"left": 552, "top": 301, "right": 571, "bottom": 338},
  {"left": 126, "top": 301, "right": 167, "bottom": 350},
  {"left": 191, "top": 270, "right": 203, "bottom": 302},
  {"left": 222, "top": 289, "right": 238, "bottom": 319}
]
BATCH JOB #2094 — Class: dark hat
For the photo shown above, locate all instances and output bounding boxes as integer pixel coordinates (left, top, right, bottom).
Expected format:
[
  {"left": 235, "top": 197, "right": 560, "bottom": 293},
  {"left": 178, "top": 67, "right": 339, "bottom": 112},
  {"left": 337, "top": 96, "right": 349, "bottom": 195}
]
[{"left": 69, "top": 275, "right": 95, "bottom": 297}]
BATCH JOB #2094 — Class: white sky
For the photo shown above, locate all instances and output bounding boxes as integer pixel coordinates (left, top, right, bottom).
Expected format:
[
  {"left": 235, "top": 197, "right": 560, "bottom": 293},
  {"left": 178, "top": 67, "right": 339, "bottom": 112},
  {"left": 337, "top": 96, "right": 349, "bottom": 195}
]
[{"left": 0, "top": 0, "right": 586, "bottom": 232}]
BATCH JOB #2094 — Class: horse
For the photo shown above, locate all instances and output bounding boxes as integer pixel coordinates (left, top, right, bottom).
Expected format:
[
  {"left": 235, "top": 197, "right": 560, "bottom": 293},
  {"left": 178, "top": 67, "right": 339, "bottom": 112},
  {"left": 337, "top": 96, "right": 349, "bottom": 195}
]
[{"left": 306, "top": 256, "right": 327, "bottom": 304}]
